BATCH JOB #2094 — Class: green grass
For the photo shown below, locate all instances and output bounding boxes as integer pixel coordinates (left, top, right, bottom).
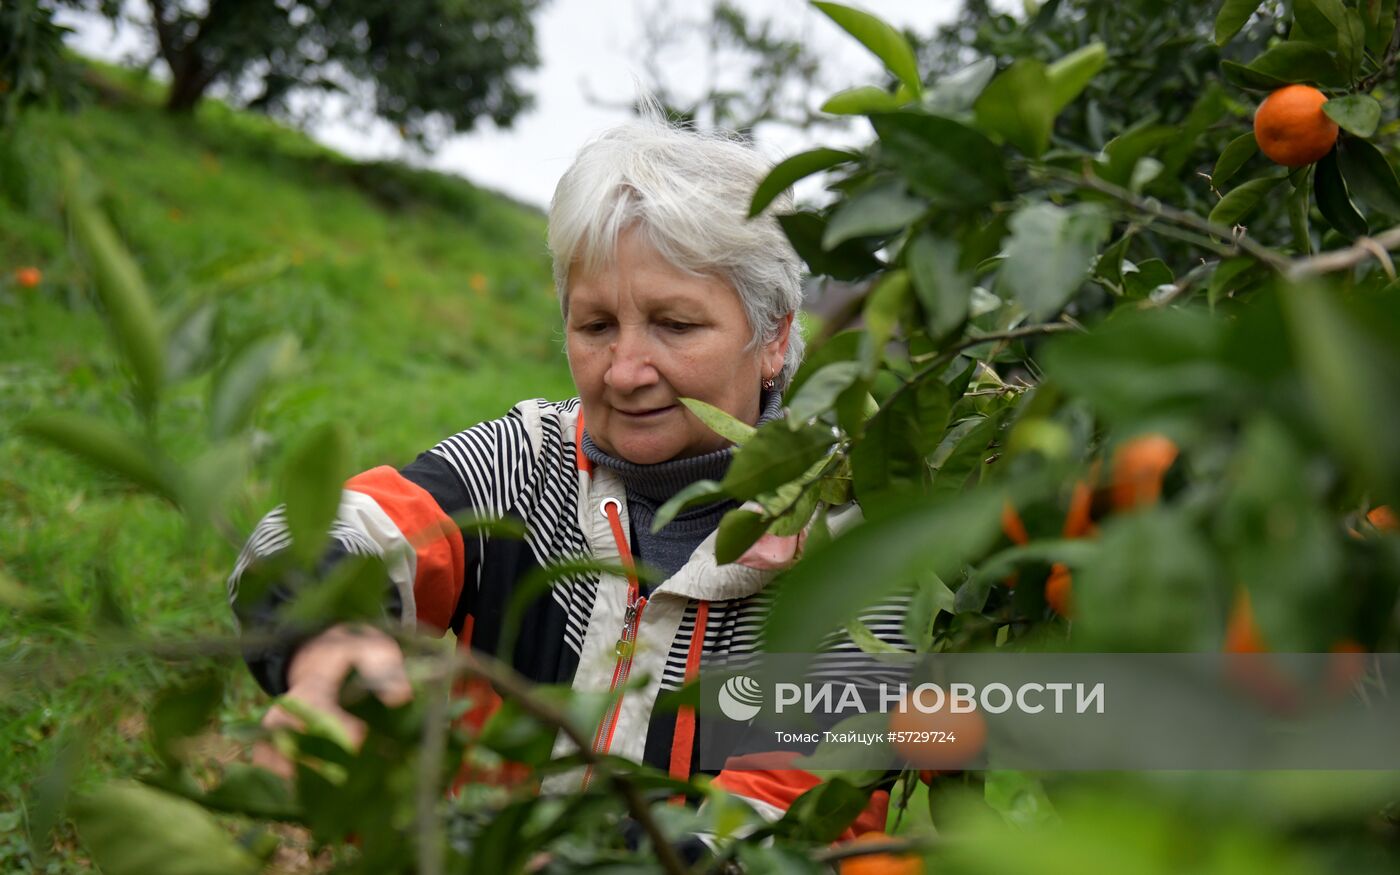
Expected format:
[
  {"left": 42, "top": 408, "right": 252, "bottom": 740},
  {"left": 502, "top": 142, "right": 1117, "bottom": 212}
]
[{"left": 0, "top": 66, "right": 575, "bottom": 870}]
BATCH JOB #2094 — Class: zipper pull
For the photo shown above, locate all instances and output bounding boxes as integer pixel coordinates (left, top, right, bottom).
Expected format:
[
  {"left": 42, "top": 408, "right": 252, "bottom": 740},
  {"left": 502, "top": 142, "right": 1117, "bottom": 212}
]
[{"left": 615, "top": 596, "right": 647, "bottom": 655}]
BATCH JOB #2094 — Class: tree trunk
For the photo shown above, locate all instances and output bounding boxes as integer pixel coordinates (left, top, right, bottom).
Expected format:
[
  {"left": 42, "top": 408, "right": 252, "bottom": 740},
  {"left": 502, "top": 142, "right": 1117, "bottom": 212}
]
[{"left": 164, "top": 62, "right": 208, "bottom": 114}]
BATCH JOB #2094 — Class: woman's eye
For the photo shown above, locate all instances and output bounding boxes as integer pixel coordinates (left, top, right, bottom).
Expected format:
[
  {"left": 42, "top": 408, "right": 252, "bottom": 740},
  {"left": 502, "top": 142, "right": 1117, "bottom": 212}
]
[
  {"left": 661, "top": 320, "right": 696, "bottom": 332},
  {"left": 579, "top": 322, "right": 611, "bottom": 334}
]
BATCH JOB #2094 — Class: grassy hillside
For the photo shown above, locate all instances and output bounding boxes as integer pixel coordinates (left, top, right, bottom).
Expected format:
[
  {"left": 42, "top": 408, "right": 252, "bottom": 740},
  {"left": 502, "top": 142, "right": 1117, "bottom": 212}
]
[{"left": 0, "top": 67, "right": 574, "bottom": 869}]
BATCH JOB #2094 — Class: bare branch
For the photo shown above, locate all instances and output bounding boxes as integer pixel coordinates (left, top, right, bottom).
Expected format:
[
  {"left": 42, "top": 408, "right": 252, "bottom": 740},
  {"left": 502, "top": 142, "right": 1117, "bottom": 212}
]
[
  {"left": 1046, "top": 166, "right": 1291, "bottom": 272},
  {"left": 1286, "top": 226, "right": 1400, "bottom": 282}
]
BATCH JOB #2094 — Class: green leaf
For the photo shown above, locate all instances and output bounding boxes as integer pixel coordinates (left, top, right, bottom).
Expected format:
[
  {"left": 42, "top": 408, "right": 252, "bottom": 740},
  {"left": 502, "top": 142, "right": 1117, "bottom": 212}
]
[
  {"left": 280, "top": 421, "right": 351, "bottom": 566},
  {"left": 930, "top": 413, "right": 1004, "bottom": 497},
  {"left": 902, "top": 572, "right": 954, "bottom": 649},
  {"left": 1095, "top": 123, "right": 1177, "bottom": 187},
  {"left": 923, "top": 57, "right": 997, "bottom": 114},
  {"left": 1323, "top": 94, "right": 1381, "bottom": 137},
  {"left": 1293, "top": 0, "right": 1348, "bottom": 41},
  {"left": 1208, "top": 174, "right": 1286, "bottom": 226},
  {"left": 1283, "top": 282, "right": 1400, "bottom": 499},
  {"left": 750, "top": 148, "right": 859, "bottom": 217},
  {"left": 1042, "top": 308, "right": 1230, "bottom": 424},
  {"left": 846, "top": 617, "right": 903, "bottom": 654},
  {"left": 973, "top": 60, "right": 1055, "bottom": 158},
  {"left": 787, "top": 361, "right": 865, "bottom": 422},
  {"left": 209, "top": 333, "right": 298, "bottom": 439},
  {"left": 1336, "top": 136, "right": 1400, "bottom": 217},
  {"left": 997, "top": 202, "right": 1112, "bottom": 318},
  {"left": 164, "top": 302, "right": 217, "bottom": 384},
  {"left": 1212, "top": 132, "right": 1259, "bottom": 186},
  {"left": 679, "top": 397, "right": 757, "bottom": 445},
  {"left": 1157, "top": 83, "right": 1228, "bottom": 182},
  {"left": 1122, "top": 258, "right": 1175, "bottom": 301},
  {"left": 150, "top": 675, "right": 225, "bottom": 765},
  {"left": 787, "top": 330, "right": 862, "bottom": 398},
  {"left": 766, "top": 488, "right": 1004, "bottom": 651},
  {"left": 907, "top": 232, "right": 972, "bottom": 343},
  {"left": 60, "top": 149, "right": 166, "bottom": 410},
  {"left": 1235, "top": 41, "right": 1348, "bottom": 88},
  {"left": 821, "top": 85, "right": 910, "bottom": 115},
  {"left": 721, "top": 422, "right": 836, "bottom": 500},
  {"left": 1208, "top": 257, "right": 1259, "bottom": 308},
  {"left": 72, "top": 782, "right": 260, "bottom": 875},
  {"left": 1215, "top": 0, "right": 1264, "bottom": 45},
  {"left": 19, "top": 412, "right": 178, "bottom": 503},
  {"left": 768, "top": 483, "right": 822, "bottom": 537},
  {"left": 870, "top": 112, "right": 1009, "bottom": 207},
  {"left": 478, "top": 697, "right": 558, "bottom": 765},
  {"left": 651, "top": 479, "right": 727, "bottom": 532},
  {"left": 822, "top": 180, "right": 926, "bottom": 249},
  {"left": 201, "top": 764, "right": 300, "bottom": 820},
  {"left": 1314, "top": 148, "right": 1368, "bottom": 239},
  {"left": 812, "top": 2, "right": 922, "bottom": 96},
  {"left": 851, "top": 378, "right": 951, "bottom": 501},
  {"left": 861, "top": 269, "right": 912, "bottom": 372},
  {"left": 1364, "top": 0, "right": 1397, "bottom": 55},
  {"left": 715, "top": 509, "right": 771, "bottom": 565},
  {"left": 773, "top": 777, "right": 872, "bottom": 842},
  {"left": 1045, "top": 42, "right": 1107, "bottom": 114},
  {"left": 1220, "top": 60, "right": 1289, "bottom": 91},
  {"left": 778, "top": 211, "right": 885, "bottom": 280},
  {"left": 984, "top": 771, "right": 1058, "bottom": 828}
]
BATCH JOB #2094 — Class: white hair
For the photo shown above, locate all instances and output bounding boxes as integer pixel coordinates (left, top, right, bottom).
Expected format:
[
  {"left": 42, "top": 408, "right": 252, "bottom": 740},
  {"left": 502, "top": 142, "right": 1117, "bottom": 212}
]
[{"left": 547, "top": 113, "right": 806, "bottom": 390}]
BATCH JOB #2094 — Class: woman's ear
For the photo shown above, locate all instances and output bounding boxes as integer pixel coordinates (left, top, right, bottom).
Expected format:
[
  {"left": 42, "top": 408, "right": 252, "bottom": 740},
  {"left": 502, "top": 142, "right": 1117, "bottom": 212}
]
[{"left": 764, "top": 313, "right": 795, "bottom": 379}]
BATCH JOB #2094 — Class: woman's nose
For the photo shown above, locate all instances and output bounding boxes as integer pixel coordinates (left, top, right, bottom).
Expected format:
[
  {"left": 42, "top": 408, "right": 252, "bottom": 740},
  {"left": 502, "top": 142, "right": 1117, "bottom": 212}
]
[{"left": 604, "top": 329, "right": 660, "bottom": 392}]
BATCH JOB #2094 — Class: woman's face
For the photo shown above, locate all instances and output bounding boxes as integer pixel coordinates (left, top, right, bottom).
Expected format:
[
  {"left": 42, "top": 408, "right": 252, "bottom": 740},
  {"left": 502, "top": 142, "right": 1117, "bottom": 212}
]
[{"left": 566, "top": 228, "right": 791, "bottom": 465}]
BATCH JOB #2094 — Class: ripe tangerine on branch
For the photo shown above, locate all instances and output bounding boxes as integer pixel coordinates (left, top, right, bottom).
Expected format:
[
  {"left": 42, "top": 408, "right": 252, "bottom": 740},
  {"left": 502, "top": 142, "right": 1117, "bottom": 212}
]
[
  {"left": 888, "top": 689, "right": 987, "bottom": 771},
  {"left": 1044, "top": 562, "right": 1073, "bottom": 617},
  {"left": 1253, "top": 85, "right": 1339, "bottom": 168},
  {"left": 838, "top": 832, "right": 923, "bottom": 875},
  {"left": 14, "top": 266, "right": 41, "bottom": 288},
  {"left": 1111, "top": 434, "right": 1178, "bottom": 511}
]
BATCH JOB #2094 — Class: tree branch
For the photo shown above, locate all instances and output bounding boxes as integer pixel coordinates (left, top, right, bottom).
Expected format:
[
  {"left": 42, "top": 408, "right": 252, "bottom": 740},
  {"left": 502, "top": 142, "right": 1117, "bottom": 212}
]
[
  {"left": 885, "top": 322, "right": 1081, "bottom": 411},
  {"left": 1045, "top": 166, "right": 1291, "bottom": 271},
  {"left": 1286, "top": 225, "right": 1400, "bottom": 281}
]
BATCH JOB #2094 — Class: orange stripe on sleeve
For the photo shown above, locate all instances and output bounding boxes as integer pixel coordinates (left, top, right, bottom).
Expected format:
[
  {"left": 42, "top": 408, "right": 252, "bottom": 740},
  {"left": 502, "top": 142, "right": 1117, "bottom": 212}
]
[
  {"left": 345, "top": 465, "right": 466, "bottom": 634},
  {"left": 713, "top": 754, "right": 890, "bottom": 840}
]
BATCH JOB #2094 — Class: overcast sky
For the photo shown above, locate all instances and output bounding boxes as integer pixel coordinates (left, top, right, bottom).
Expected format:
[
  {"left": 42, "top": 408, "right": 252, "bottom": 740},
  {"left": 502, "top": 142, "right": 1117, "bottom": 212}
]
[{"left": 58, "top": 0, "right": 971, "bottom": 208}]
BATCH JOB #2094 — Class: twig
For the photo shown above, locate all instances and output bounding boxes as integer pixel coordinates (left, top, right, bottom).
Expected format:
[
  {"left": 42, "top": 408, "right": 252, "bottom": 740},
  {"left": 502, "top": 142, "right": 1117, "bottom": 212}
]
[
  {"left": 1143, "top": 259, "right": 1218, "bottom": 308},
  {"left": 416, "top": 664, "right": 450, "bottom": 875},
  {"left": 1356, "top": 4, "right": 1400, "bottom": 93},
  {"left": 883, "top": 322, "right": 1080, "bottom": 412},
  {"left": 1286, "top": 226, "right": 1400, "bottom": 281},
  {"left": 1046, "top": 167, "right": 1291, "bottom": 272}
]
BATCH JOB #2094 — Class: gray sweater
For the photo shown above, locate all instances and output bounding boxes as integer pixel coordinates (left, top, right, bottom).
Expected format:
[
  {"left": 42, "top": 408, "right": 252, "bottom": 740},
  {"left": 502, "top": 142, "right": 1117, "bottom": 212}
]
[{"left": 581, "top": 390, "right": 783, "bottom": 586}]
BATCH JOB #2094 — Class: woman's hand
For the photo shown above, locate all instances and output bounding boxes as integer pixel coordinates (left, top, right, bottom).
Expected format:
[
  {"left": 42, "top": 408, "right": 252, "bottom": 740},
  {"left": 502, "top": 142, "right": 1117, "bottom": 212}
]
[{"left": 252, "top": 624, "right": 412, "bottom": 778}]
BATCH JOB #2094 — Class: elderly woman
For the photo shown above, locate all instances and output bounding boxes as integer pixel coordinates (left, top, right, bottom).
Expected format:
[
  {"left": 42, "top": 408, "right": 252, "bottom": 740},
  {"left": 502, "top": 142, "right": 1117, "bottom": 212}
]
[{"left": 231, "top": 116, "right": 899, "bottom": 840}]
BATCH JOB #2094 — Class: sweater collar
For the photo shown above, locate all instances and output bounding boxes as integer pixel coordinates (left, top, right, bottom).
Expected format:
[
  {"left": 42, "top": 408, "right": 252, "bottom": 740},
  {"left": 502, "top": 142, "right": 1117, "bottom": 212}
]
[{"left": 581, "top": 389, "right": 783, "bottom": 504}]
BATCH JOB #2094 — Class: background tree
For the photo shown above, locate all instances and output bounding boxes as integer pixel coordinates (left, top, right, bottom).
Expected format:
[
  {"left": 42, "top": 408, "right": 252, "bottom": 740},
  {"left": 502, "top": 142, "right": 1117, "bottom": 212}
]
[
  {"left": 67, "top": 0, "right": 546, "bottom": 145},
  {"left": 594, "top": 0, "right": 842, "bottom": 139}
]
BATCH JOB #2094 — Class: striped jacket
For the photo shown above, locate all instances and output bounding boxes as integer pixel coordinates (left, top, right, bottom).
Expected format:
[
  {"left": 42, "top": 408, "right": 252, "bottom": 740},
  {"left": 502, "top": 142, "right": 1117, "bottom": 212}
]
[{"left": 230, "top": 397, "right": 908, "bottom": 834}]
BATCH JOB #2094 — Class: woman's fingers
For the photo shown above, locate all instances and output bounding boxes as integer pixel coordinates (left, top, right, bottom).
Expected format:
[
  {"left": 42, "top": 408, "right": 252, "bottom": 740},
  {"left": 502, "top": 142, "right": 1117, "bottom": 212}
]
[{"left": 251, "top": 624, "right": 412, "bottom": 778}]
